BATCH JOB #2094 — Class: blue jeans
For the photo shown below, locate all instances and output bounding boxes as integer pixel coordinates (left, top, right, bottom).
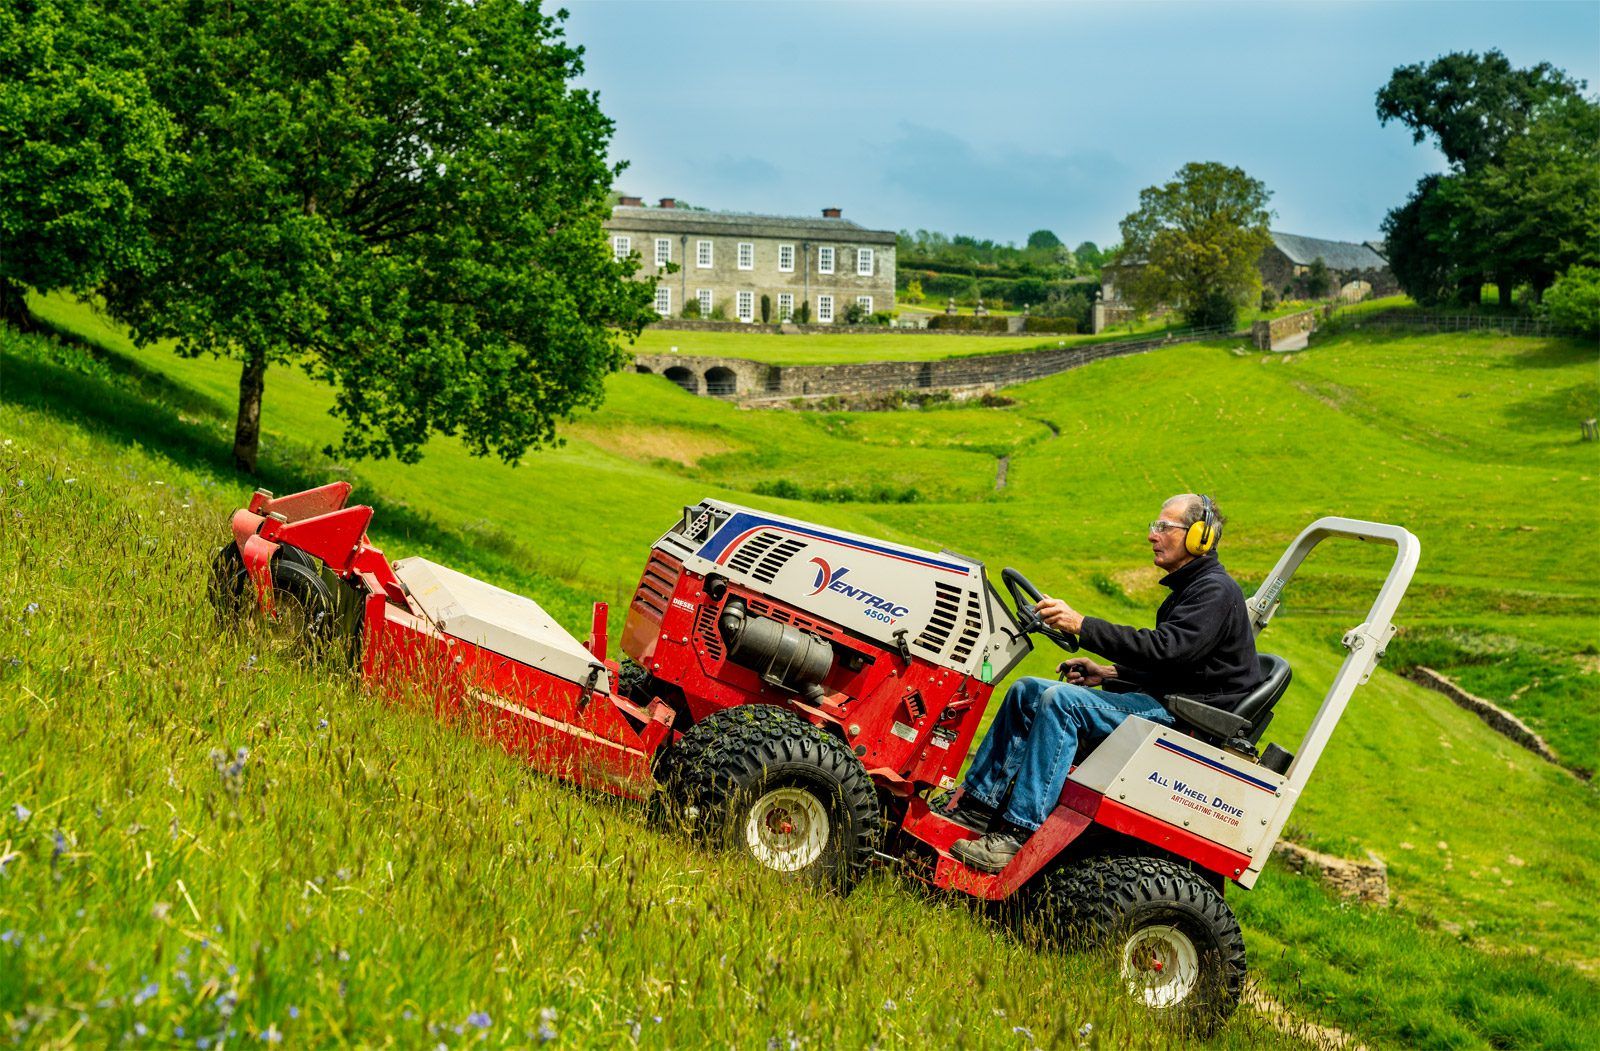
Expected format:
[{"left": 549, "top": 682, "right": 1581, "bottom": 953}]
[{"left": 962, "top": 678, "right": 1175, "bottom": 832}]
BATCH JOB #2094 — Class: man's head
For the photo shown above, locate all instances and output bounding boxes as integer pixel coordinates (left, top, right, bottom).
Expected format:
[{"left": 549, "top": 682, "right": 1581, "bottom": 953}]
[{"left": 1148, "top": 493, "right": 1225, "bottom": 572}]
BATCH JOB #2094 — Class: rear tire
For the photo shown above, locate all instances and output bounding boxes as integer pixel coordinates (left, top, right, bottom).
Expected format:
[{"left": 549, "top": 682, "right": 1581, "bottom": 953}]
[
  {"left": 206, "top": 541, "right": 355, "bottom": 660},
  {"left": 1030, "top": 855, "right": 1246, "bottom": 1034},
  {"left": 666, "top": 705, "right": 881, "bottom": 892}
]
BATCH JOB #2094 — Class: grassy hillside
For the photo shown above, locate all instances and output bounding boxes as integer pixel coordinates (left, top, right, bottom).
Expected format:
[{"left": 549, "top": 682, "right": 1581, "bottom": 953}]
[{"left": 4, "top": 300, "right": 1598, "bottom": 1047}]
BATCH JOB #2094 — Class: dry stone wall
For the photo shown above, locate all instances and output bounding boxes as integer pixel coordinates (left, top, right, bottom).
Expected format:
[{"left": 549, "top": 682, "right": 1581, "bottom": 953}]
[{"left": 635, "top": 326, "right": 1238, "bottom": 402}]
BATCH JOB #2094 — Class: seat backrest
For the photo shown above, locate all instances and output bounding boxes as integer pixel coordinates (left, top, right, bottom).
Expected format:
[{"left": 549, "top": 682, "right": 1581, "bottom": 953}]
[{"left": 1229, "top": 653, "right": 1292, "bottom": 726}]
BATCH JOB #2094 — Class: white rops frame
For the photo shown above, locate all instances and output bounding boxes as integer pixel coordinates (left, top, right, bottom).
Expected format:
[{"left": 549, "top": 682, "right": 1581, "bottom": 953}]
[{"left": 1244, "top": 517, "right": 1421, "bottom": 802}]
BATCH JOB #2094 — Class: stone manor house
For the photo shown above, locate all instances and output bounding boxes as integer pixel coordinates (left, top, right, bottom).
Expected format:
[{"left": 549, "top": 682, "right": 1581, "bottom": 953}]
[{"left": 604, "top": 198, "right": 896, "bottom": 323}]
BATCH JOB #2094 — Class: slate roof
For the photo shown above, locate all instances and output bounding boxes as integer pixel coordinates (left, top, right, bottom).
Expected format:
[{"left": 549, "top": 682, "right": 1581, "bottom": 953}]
[
  {"left": 1270, "top": 231, "right": 1388, "bottom": 270},
  {"left": 604, "top": 206, "right": 896, "bottom": 244}
]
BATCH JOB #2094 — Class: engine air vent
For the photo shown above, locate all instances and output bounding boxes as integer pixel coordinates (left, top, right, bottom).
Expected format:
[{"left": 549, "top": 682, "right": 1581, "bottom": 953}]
[
  {"left": 726, "top": 530, "right": 783, "bottom": 576},
  {"left": 695, "top": 602, "right": 725, "bottom": 662},
  {"left": 751, "top": 537, "right": 806, "bottom": 584},
  {"left": 633, "top": 550, "right": 681, "bottom": 620},
  {"left": 949, "top": 589, "right": 985, "bottom": 663},
  {"left": 914, "top": 581, "right": 963, "bottom": 654}
]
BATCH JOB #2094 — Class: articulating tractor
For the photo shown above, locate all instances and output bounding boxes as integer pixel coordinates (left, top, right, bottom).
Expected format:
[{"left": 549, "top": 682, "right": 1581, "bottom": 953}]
[{"left": 212, "top": 482, "right": 1418, "bottom": 1030}]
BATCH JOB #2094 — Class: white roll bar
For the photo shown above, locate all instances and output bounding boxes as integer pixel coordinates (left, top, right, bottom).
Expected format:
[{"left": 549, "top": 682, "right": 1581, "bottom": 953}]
[{"left": 1246, "top": 517, "right": 1421, "bottom": 800}]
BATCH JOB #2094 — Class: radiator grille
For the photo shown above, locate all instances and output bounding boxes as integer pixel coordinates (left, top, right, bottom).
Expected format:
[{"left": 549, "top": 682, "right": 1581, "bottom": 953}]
[
  {"left": 726, "top": 531, "right": 782, "bottom": 576},
  {"left": 725, "top": 531, "right": 806, "bottom": 585},
  {"left": 751, "top": 537, "right": 806, "bottom": 584}
]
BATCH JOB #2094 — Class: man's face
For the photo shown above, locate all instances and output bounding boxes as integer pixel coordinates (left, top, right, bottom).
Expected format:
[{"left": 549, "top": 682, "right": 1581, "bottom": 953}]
[{"left": 1148, "top": 504, "right": 1194, "bottom": 572}]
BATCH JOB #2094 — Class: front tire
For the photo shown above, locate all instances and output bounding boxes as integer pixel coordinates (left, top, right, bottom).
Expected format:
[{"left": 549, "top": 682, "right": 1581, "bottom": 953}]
[
  {"left": 1031, "top": 855, "right": 1246, "bottom": 1033},
  {"left": 665, "top": 705, "right": 881, "bottom": 892}
]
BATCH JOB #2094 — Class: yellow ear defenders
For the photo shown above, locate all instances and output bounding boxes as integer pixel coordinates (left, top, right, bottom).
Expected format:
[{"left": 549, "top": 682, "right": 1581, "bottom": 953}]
[{"left": 1185, "top": 494, "right": 1221, "bottom": 556}]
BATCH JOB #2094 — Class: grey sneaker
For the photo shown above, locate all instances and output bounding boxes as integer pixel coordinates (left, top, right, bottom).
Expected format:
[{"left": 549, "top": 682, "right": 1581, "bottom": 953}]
[
  {"left": 950, "top": 828, "right": 1026, "bottom": 873},
  {"left": 935, "top": 793, "right": 997, "bottom": 833}
]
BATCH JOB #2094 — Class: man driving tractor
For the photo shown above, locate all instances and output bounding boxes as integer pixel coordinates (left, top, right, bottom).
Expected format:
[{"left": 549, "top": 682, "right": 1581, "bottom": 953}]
[{"left": 946, "top": 493, "right": 1265, "bottom": 873}]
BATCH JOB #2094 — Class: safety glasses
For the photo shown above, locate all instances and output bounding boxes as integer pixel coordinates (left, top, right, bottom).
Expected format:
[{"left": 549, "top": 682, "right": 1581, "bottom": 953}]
[{"left": 1148, "top": 519, "right": 1188, "bottom": 534}]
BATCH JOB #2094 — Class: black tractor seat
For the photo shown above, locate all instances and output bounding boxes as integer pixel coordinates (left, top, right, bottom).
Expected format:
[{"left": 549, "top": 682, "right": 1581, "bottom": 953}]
[{"left": 1163, "top": 654, "right": 1293, "bottom": 765}]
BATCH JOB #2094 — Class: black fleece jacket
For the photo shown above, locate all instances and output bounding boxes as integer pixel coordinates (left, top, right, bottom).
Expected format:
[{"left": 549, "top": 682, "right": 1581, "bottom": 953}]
[{"left": 1078, "top": 555, "right": 1262, "bottom": 703}]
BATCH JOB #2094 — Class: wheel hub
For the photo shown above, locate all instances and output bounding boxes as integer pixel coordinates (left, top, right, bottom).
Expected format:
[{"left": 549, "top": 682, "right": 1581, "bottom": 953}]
[
  {"left": 1121, "top": 924, "right": 1200, "bottom": 1009},
  {"left": 744, "top": 786, "right": 829, "bottom": 872}
]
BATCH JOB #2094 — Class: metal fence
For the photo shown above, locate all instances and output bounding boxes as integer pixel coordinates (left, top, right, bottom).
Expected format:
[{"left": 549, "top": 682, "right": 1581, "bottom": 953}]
[{"left": 1328, "top": 308, "right": 1580, "bottom": 339}]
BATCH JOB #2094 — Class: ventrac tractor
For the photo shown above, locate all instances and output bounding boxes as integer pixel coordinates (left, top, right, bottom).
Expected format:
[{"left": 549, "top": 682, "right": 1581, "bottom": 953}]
[{"left": 212, "top": 482, "right": 1418, "bottom": 1030}]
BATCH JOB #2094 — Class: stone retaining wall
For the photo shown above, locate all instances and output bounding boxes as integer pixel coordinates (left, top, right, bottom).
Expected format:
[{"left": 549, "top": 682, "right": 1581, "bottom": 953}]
[
  {"left": 636, "top": 325, "right": 1239, "bottom": 401},
  {"left": 1251, "top": 308, "right": 1318, "bottom": 350},
  {"left": 1403, "top": 666, "right": 1584, "bottom": 777},
  {"left": 1272, "top": 842, "right": 1390, "bottom": 905}
]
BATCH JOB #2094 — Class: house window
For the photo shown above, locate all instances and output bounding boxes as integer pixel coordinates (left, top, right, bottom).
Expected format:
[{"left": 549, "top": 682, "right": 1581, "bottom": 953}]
[
  {"left": 697, "top": 289, "right": 713, "bottom": 316},
  {"left": 778, "top": 293, "right": 794, "bottom": 321},
  {"left": 737, "top": 242, "right": 754, "bottom": 270},
  {"left": 817, "top": 246, "right": 834, "bottom": 274},
  {"left": 655, "top": 239, "right": 671, "bottom": 267},
  {"left": 612, "top": 236, "right": 630, "bottom": 261},
  {"left": 654, "top": 287, "right": 672, "bottom": 316},
  {"left": 737, "top": 291, "right": 754, "bottom": 323},
  {"left": 856, "top": 295, "right": 873, "bottom": 314},
  {"left": 817, "top": 295, "right": 834, "bottom": 323},
  {"left": 778, "top": 244, "right": 795, "bottom": 272},
  {"left": 857, "top": 248, "right": 874, "bottom": 276},
  {"left": 697, "top": 240, "right": 713, "bottom": 268}
]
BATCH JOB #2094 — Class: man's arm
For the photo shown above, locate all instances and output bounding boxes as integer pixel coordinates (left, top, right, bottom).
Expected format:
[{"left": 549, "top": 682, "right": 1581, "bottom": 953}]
[{"left": 1078, "top": 588, "right": 1227, "bottom": 667}]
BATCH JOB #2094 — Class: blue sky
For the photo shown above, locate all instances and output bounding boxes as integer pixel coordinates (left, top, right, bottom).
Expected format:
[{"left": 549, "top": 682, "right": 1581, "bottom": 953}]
[{"left": 562, "top": 1, "right": 1599, "bottom": 249}]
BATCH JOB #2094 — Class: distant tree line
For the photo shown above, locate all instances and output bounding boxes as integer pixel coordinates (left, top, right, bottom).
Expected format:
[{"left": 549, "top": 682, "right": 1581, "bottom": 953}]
[{"left": 1376, "top": 50, "right": 1600, "bottom": 313}]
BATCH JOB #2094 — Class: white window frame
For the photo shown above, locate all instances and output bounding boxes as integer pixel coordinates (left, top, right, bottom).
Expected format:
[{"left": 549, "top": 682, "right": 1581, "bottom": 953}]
[
  {"left": 696, "top": 240, "right": 713, "bottom": 268},
  {"left": 654, "top": 286, "right": 672, "bottom": 316},
  {"left": 737, "top": 242, "right": 754, "bottom": 270},
  {"left": 817, "top": 246, "right": 834, "bottom": 275},
  {"left": 655, "top": 238, "right": 671, "bottom": 267},
  {"left": 857, "top": 247, "right": 874, "bottom": 276},
  {"left": 612, "top": 235, "right": 630, "bottom": 261},
  {"left": 778, "top": 293, "right": 794, "bottom": 322},
  {"left": 697, "top": 288, "right": 713, "bottom": 317},
  {"left": 736, "top": 291, "right": 754, "bottom": 323},
  {"left": 817, "top": 294, "right": 834, "bottom": 323},
  {"left": 856, "top": 295, "right": 873, "bottom": 315},
  {"left": 778, "top": 244, "right": 795, "bottom": 272}
]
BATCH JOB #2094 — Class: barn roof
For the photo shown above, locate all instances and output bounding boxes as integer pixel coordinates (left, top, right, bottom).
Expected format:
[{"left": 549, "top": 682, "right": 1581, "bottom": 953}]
[{"left": 1271, "top": 231, "right": 1388, "bottom": 270}]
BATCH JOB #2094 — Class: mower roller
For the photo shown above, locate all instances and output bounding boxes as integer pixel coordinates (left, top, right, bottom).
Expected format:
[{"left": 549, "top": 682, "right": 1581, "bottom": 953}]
[{"left": 212, "top": 481, "right": 1419, "bottom": 1030}]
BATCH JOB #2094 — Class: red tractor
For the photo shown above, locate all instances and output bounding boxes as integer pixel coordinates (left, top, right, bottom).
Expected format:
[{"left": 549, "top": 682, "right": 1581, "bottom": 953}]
[{"left": 213, "top": 482, "right": 1418, "bottom": 1030}]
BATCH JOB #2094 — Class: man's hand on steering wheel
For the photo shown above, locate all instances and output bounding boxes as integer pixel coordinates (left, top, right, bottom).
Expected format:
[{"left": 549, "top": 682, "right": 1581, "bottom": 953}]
[{"left": 1034, "top": 596, "right": 1085, "bottom": 635}]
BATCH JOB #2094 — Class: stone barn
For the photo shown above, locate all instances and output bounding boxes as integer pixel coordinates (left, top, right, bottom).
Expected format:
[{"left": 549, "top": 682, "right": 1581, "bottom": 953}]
[{"left": 1260, "top": 232, "right": 1396, "bottom": 300}]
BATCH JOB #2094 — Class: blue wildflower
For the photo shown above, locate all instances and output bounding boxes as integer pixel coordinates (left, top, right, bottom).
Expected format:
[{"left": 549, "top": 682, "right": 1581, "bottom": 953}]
[
  {"left": 11, "top": 804, "right": 28, "bottom": 822},
  {"left": 24, "top": 602, "right": 38, "bottom": 615},
  {"left": 287, "top": 1006, "right": 299, "bottom": 1020},
  {"left": 175, "top": 1027, "right": 185, "bottom": 1038},
  {"left": 134, "top": 1022, "right": 149, "bottom": 1037},
  {"left": 132, "top": 981, "right": 160, "bottom": 1006},
  {"left": 260, "top": 1025, "right": 283, "bottom": 1044},
  {"left": 197, "top": 1037, "right": 211, "bottom": 1050},
  {"left": 466, "top": 1011, "right": 491, "bottom": 1029},
  {"left": 0, "top": 930, "right": 17, "bottom": 944},
  {"left": 52, "top": 829, "right": 68, "bottom": 857},
  {"left": 537, "top": 1022, "right": 557, "bottom": 1042}
]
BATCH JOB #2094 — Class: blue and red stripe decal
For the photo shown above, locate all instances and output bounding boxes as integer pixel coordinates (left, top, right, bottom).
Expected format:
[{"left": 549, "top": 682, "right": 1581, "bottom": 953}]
[
  {"left": 1154, "top": 737, "right": 1280, "bottom": 794},
  {"left": 699, "top": 512, "right": 970, "bottom": 576}
]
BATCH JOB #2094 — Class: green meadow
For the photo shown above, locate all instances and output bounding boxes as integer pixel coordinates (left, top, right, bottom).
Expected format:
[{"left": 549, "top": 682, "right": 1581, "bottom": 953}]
[{"left": 2, "top": 296, "right": 1597, "bottom": 1047}]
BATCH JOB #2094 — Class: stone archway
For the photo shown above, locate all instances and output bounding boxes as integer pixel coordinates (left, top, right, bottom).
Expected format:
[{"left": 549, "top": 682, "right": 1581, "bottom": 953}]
[
  {"left": 634, "top": 364, "right": 654, "bottom": 374},
  {"left": 704, "top": 366, "right": 738, "bottom": 396},
  {"left": 663, "top": 366, "right": 698, "bottom": 393}
]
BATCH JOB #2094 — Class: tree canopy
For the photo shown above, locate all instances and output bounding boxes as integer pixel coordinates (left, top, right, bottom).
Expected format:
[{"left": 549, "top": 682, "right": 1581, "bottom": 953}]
[
  {"left": 0, "top": 1, "right": 175, "bottom": 328},
  {"left": 1376, "top": 52, "right": 1599, "bottom": 307},
  {"left": 1025, "top": 229, "right": 1062, "bottom": 250},
  {"left": 6, "top": 0, "right": 656, "bottom": 472},
  {"left": 1115, "top": 162, "right": 1273, "bottom": 329}
]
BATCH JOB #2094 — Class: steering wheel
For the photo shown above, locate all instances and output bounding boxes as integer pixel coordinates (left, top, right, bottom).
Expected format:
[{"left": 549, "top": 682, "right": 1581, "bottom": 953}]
[{"left": 1001, "top": 567, "right": 1080, "bottom": 652}]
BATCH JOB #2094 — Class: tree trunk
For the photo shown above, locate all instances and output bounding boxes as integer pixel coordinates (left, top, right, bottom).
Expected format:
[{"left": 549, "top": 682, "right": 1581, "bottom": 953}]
[
  {"left": 1497, "top": 277, "right": 1515, "bottom": 312},
  {"left": 233, "top": 350, "right": 267, "bottom": 473},
  {"left": 0, "top": 278, "right": 36, "bottom": 332},
  {"left": 1458, "top": 274, "right": 1482, "bottom": 305}
]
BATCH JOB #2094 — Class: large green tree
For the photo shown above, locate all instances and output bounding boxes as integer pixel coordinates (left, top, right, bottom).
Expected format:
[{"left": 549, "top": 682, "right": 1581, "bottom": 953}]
[
  {"left": 1376, "top": 50, "right": 1594, "bottom": 307},
  {"left": 1116, "top": 162, "right": 1272, "bottom": 329},
  {"left": 0, "top": 0, "right": 175, "bottom": 329},
  {"left": 1376, "top": 50, "right": 1584, "bottom": 172},
  {"left": 100, "top": 0, "right": 655, "bottom": 472}
]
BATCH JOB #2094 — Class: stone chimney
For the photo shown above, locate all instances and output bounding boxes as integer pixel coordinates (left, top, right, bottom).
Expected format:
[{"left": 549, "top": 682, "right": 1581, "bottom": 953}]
[
  {"left": 658, "top": 197, "right": 676, "bottom": 209},
  {"left": 618, "top": 195, "right": 643, "bottom": 207},
  {"left": 821, "top": 207, "right": 842, "bottom": 218}
]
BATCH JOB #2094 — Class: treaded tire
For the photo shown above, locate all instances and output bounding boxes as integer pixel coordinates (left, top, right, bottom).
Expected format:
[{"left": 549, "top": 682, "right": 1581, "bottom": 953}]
[
  {"left": 207, "top": 542, "right": 355, "bottom": 660},
  {"left": 666, "top": 705, "right": 882, "bottom": 892},
  {"left": 1031, "top": 855, "right": 1246, "bottom": 1034}
]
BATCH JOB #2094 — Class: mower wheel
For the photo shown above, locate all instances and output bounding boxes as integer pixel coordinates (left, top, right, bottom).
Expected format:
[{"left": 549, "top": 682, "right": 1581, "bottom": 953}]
[
  {"left": 668, "top": 705, "right": 881, "bottom": 892},
  {"left": 208, "top": 542, "right": 355, "bottom": 659},
  {"left": 1032, "top": 855, "right": 1245, "bottom": 1034}
]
